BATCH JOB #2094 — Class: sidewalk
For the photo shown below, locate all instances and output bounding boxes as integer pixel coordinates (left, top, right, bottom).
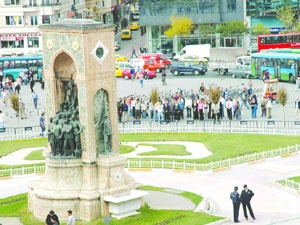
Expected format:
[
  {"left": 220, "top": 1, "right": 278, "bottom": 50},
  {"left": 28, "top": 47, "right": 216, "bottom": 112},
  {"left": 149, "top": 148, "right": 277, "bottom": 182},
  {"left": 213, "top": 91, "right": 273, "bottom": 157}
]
[{"left": 0, "top": 217, "right": 22, "bottom": 225}]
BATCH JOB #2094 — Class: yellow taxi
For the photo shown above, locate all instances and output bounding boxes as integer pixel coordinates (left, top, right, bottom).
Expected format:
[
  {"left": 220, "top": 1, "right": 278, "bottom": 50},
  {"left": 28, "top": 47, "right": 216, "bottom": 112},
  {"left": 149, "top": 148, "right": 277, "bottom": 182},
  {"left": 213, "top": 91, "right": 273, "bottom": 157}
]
[
  {"left": 121, "top": 29, "right": 132, "bottom": 40},
  {"left": 115, "top": 54, "right": 127, "bottom": 62},
  {"left": 115, "top": 65, "right": 123, "bottom": 77},
  {"left": 129, "top": 22, "right": 139, "bottom": 31}
]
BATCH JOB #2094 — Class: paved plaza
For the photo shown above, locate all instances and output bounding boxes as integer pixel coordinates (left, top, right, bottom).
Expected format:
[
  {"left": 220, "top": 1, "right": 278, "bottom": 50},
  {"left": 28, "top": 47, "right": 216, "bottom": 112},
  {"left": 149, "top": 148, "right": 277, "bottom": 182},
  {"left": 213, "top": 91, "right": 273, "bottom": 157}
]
[{"left": 0, "top": 76, "right": 299, "bottom": 129}]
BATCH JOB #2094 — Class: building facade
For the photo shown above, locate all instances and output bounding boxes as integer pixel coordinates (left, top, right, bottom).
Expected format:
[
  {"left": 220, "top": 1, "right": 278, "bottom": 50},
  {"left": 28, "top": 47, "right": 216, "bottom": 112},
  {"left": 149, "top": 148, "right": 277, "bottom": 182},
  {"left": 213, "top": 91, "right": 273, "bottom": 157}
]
[
  {"left": 0, "top": 0, "right": 119, "bottom": 57},
  {"left": 139, "top": 0, "right": 246, "bottom": 53}
]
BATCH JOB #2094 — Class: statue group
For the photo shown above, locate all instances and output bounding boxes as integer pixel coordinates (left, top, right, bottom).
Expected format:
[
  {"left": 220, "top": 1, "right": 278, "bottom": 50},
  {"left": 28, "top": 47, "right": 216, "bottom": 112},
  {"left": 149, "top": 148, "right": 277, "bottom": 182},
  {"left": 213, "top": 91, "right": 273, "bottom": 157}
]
[{"left": 48, "top": 80, "right": 82, "bottom": 158}]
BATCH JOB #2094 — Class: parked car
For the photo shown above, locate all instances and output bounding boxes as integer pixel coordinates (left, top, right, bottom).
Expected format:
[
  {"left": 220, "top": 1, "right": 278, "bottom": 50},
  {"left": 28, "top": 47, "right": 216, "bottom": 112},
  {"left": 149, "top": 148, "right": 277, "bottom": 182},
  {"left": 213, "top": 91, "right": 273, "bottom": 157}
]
[
  {"left": 139, "top": 53, "right": 172, "bottom": 68},
  {"left": 143, "top": 59, "right": 165, "bottom": 72},
  {"left": 170, "top": 62, "right": 207, "bottom": 76},
  {"left": 115, "top": 41, "right": 120, "bottom": 51},
  {"left": 115, "top": 62, "right": 134, "bottom": 77},
  {"left": 115, "top": 54, "right": 127, "bottom": 62},
  {"left": 129, "top": 22, "right": 139, "bottom": 30},
  {"left": 122, "top": 69, "right": 156, "bottom": 80},
  {"left": 177, "top": 54, "right": 208, "bottom": 66}
]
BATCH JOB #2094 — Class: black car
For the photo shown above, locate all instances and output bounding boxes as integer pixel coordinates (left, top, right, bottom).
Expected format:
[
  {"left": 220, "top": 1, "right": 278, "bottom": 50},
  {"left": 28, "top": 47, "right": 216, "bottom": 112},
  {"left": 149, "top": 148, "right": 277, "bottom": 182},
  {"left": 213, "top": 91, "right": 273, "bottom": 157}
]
[{"left": 170, "top": 62, "right": 207, "bottom": 76}]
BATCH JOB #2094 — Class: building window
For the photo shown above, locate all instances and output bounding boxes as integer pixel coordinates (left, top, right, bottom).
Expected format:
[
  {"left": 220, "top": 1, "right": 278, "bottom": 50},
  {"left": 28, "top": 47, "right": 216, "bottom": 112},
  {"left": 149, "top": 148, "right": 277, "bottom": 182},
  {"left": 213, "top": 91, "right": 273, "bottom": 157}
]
[
  {"left": 41, "top": 0, "right": 51, "bottom": 6},
  {"left": 30, "top": 16, "right": 38, "bottom": 26},
  {"left": 28, "top": 37, "right": 39, "bottom": 48},
  {"left": 1, "top": 40, "right": 24, "bottom": 48},
  {"left": 5, "top": 0, "right": 21, "bottom": 5},
  {"left": 5, "top": 16, "right": 23, "bottom": 25},
  {"left": 42, "top": 15, "right": 51, "bottom": 24},
  {"left": 29, "top": 0, "right": 37, "bottom": 6},
  {"left": 227, "top": 0, "right": 236, "bottom": 12}
]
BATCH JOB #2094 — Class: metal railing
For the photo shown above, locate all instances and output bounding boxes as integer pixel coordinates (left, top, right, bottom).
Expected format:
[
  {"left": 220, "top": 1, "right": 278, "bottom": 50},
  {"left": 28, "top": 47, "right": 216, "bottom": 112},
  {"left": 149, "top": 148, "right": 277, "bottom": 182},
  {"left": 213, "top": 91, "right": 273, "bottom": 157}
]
[
  {"left": 277, "top": 179, "right": 300, "bottom": 191},
  {"left": 1, "top": 120, "right": 299, "bottom": 141},
  {"left": 1, "top": 144, "right": 298, "bottom": 177}
]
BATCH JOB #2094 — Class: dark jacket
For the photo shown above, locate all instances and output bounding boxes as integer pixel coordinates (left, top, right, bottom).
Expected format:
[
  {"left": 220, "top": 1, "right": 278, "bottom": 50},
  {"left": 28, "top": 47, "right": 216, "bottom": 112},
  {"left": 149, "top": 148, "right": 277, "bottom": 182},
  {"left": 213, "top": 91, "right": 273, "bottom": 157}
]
[
  {"left": 230, "top": 191, "right": 240, "bottom": 204},
  {"left": 240, "top": 189, "right": 254, "bottom": 204}
]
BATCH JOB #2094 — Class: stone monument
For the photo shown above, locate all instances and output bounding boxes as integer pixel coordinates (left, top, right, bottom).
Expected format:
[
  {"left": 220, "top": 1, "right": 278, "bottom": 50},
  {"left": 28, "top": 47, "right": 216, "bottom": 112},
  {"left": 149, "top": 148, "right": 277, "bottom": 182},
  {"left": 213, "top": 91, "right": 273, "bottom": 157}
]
[{"left": 28, "top": 19, "right": 145, "bottom": 221}]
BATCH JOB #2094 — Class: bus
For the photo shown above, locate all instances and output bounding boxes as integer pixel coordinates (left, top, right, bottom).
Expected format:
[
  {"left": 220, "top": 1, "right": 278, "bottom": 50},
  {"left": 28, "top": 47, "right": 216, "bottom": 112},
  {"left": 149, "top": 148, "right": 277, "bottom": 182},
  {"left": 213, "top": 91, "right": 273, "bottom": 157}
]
[
  {"left": 257, "top": 33, "right": 300, "bottom": 52},
  {"left": 251, "top": 52, "right": 300, "bottom": 82},
  {"left": 0, "top": 55, "right": 43, "bottom": 81}
]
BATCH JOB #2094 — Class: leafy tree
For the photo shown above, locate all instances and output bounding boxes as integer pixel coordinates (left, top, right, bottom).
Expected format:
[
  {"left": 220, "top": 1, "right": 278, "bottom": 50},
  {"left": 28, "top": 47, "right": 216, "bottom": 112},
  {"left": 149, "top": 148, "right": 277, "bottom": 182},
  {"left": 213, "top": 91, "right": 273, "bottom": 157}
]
[
  {"left": 252, "top": 23, "right": 270, "bottom": 35},
  {"left": 277, "top": 86, "right": 288, "bottom": 127},
  {"left": 164, "top": 15, "right": 194, "bottom": 39},
  {"left": 217, "top": 20, "right": 248, "bottom": 37},
  {"left": 10, "top": 94, "right": 19, "bottom": 117},
  {"left": 199, "top": 24, "right": 216, "bottom": 36},
  {"left": 276, "top": 5, "right": 294, "bottom": 31}
]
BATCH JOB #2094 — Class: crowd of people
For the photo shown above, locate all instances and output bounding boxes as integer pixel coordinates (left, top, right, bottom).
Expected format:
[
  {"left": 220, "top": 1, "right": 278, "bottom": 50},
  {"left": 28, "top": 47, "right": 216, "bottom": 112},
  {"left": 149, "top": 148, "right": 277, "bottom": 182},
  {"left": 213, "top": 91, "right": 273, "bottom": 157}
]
[{"left": 117, "top": 81, "right": 276, "bottom": 123}]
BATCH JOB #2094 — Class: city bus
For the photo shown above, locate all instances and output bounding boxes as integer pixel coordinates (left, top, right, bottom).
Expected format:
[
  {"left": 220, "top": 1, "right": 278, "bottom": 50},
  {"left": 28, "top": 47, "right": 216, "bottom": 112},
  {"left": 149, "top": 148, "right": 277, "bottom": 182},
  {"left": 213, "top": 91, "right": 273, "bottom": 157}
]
[
  {"left": 251, "top": 52, "right": 300, "bottom": 83},
  {"left": 257, "top": 33, "right": 300, "bottom": 52},
  {"left": 0, "top": 55, "right": 43, "bottom": 81}
]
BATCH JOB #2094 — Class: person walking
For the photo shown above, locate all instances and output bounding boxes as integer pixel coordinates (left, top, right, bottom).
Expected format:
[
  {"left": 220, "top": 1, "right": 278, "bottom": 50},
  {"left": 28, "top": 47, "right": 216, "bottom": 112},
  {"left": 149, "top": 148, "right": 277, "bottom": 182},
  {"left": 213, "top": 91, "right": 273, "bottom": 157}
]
[
  {"left": 240, "top": 184, "right": 256, "bottom": 221},
  {"left": 67, "top": 210, "right": 75, "bottom": 225},
  {"left": 131, "top": 47, "right": 138, "bottom": 58},
  {"left": 230, "top": 186, "right": 241, "bottom": 223},
  {"left": 32, "top": 90, "right": 39, "bottom": 109},
  {"left": 162, "top": 69, "right": 167, "bottom": 86},
  {"left": 19, "top": 98, "right": 26, "bottom": 119},
  {"left": 0, "top": 110, "right": 6, "bottom": 128},
  {"left": 139, "top": 72, "right": 144, "bottom": 88}
]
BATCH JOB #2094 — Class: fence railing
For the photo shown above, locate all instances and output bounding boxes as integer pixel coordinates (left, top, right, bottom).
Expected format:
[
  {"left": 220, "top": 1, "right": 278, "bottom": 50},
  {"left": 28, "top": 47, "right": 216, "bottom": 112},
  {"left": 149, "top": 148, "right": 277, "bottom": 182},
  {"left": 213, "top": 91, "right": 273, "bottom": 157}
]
[
  {"left": 1, "top": 120, "right": 300, "bottom": 141},
  {"left": 1, "top": 144, "right": 298, "bottom": 177},
  {"left": 277, "top": 179, "right": 300, "bottom": 191}
]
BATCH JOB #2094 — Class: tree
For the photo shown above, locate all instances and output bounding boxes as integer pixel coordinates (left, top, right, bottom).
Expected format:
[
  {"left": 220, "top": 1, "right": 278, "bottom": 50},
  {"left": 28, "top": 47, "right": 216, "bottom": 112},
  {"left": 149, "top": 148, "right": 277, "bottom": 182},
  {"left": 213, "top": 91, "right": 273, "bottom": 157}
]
[
  {"left": 150, "top": 88, "right": 159, "bottom": 105},
  {"left": 277, "top": 86, "right": 288, "bottom": 127},
  {"left": 217, "top": 20, "right": 248, "bottom": 37},
  {"left": 164, "top": 15, "right": 194, "bottom": 39},
  {"left": 10, "top": 94, "right": 19, "bottom": 117},
  {"left": 277, "top": 5, "right": 294, "bottom": 31},
  {"left": 209, "top": 86, "right": 221, "bottom": 105},
  {"left": 252, "top": 23, "right": 271, "bottom": 35},
  {"left": 199, "top": 24, "right": 216, "bottom": 36}
]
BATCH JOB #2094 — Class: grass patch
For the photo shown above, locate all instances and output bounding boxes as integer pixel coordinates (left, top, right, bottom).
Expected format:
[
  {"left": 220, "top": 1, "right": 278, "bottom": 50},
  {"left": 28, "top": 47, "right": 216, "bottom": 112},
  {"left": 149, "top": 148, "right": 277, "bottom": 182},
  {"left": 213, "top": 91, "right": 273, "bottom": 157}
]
[
  {"left": 119, "top": 145, "right": 135, "bottom": 154},
  {"left": 137, "top": 143, "right": 190, "bottom": 156},
  {"left": 24, "top": 150, "right": 44, "bottom": 160},
  {"left": 119, "top": 133, "right": 300, "bottom": 163},
  {"left": 0, "top": 138, "right": 47, "bottom": 157},
  {"left": 288, "top": 176, "right": 300, "bottom": 183},
  {"left": 140, "top": 186, "right": 202, "bottom": 206},
  {"left": 2, "top": 193, "right": 223, "bottom": 225}
]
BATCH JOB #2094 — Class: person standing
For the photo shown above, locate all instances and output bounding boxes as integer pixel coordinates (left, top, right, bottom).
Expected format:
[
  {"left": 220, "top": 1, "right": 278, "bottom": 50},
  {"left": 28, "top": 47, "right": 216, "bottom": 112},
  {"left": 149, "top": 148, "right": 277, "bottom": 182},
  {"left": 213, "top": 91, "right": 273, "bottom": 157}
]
[
  {"left": 32, "top": 90, "right": 39, "bottom": 109},
  {"left": 240, "top": 184, "right": 256, "bottom": 221},
  {"left": 0, "top": 110, "right": 6, "bottom": 128},
  {"left": 267, "top": 98, "right": 272, "bottom": 119},
  {"left": 19, "top": 98, "right": 26, "bottom": 119},
  {"left": 139, "top": 72, "right": 144, "bottom": 88},
  {"left": 230, "top": 186, "right": 241, "bottom": 223},
  {"left": 261, "top": 98, "right": 267, "bottom": 117},
  {"left": 226, "top": 97, "right": 233, "bottom": 120},
  {"left": 40, "top": 112, "right": 46, "bottom": 136},
  {"left": 67, "top": 210, "right": 75, "bottom": 225}
]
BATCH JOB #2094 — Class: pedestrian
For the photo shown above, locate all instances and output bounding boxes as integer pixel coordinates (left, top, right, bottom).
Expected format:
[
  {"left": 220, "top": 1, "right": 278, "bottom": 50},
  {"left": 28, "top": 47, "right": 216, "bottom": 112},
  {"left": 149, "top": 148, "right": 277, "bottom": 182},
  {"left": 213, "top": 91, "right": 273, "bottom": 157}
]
[
  {"left": 295, "top": 77, "right": 300, "bottom": 91},
  {"left": 261, "top": 98, "right": 267, "bottom": 117},
  {"left": 240, "top": 184, "right": 256, "bottom": 221},
  {"left": 139, "top": 72, "right": 144, "bottom": 88},
  {"left": 46, "top": 210, "right": 60, "bottom": 225},
  {"left": 130, "top": 68, "right": 135, "bottom": 81},
  {"left": 67, "top": 210, "right": 75, "bottom": 225},
  {"left": 162, "top": 69, "right": 167, "bottom": 86},
  {"left": 30, "top": 78, "right": 35, "bottom": 93},
  {"left": 40, "top": 112, "right": 46, "bottom": 136},
  {"left": 0, "top": 110, "right": 6, "bottom": 128},
  {"left": 32, "top": 90, "right": 39, "bottom": 109},
  {"left": 263, "top": 69, "right": 270, "bottom": 80},
  {"left": 235, "top": 100, "right": 241, "bottom": 120},
  {"left": 230, "top": 186, "right": 241, "bottom": 223},
  {"left": 19, "top": 98, "right": 26, "bottom": 119},
  {"left": 131, "top": 47, "right": 138, "bottom": 58},
  {"left": 267, "top": 98, "right": 272, "bottom": 119},
  {"left": 295, "top": 98, "right": 300, "bottom": 119}
]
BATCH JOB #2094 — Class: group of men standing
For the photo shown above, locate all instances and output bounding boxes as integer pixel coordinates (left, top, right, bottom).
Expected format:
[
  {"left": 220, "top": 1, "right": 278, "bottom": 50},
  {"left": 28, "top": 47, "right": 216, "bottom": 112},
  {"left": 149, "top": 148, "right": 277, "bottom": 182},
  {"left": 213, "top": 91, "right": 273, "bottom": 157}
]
[{"left": 230, "top": 184, "right": 256, "bottom": 223}]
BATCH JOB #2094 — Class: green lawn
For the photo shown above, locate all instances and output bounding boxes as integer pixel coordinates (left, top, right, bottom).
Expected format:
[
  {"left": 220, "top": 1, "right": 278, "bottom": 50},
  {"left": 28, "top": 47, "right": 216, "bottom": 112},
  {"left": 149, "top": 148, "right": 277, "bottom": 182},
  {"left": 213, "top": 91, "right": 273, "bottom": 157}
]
[
  {"left": 0, "top": 193, "right": 223, "bottom": 225},
  {"left": 137, "top": 143, "right": 190, "bottom": 156},
  {"left": 119, "top": 144, "right": 135, "bottom": 154},
  {"left": 288, "top": 176, "right": 300, "bottom": 183},
  {"left": 24, "top": 150, "right": 45, "bottom": 160}
]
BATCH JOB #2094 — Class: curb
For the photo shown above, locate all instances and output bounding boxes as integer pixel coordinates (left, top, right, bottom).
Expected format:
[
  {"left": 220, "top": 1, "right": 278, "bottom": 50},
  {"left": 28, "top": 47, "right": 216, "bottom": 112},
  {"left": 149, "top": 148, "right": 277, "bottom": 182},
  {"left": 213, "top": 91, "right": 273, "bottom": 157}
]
[{"left": 207, "top": 218, "right": 231, "bottom": 225}]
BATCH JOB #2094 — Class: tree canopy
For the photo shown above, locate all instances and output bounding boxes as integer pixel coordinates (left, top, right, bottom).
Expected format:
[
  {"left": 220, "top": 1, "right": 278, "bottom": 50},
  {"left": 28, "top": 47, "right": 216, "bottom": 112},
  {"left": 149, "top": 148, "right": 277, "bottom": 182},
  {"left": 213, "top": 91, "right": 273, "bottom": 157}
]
[
  {"left": 164, "top": 15, "right": 194, "bottom": 39},
  {"left": 217, "top": 20, "right": 248, "bottom": 37},
  {"left": 252, "top": 23, "right": 271, "bottom": 35}
]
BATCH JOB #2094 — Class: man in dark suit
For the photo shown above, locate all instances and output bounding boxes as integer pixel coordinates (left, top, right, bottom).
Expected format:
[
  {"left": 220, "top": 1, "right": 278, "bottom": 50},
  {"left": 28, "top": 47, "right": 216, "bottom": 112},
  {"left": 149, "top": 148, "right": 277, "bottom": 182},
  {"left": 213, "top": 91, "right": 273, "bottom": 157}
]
[
  {"left": 46, "top": 210, "right": 60, "bottom": 225},
  {"left": 240, "top": 184, "right": 256, "bottom": 221},
  {"left": 230, "top": 186, "right": 241, "bottom": 223}
]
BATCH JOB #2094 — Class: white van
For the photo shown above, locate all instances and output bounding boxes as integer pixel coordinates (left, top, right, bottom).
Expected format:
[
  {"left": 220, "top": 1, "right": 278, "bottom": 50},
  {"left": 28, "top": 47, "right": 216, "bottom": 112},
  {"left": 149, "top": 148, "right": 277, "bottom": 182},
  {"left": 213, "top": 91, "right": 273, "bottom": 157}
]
[{"left": 174, "top": 44, "right": 211, "bottom": 60}]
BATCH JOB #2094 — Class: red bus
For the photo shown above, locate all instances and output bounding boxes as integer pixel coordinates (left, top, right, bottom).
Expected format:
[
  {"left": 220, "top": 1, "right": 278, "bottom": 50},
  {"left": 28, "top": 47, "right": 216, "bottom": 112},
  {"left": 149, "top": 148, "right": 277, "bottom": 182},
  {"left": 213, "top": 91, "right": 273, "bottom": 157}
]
[{"left": 257, "top": 33, "right": 300, "bottom": 52}]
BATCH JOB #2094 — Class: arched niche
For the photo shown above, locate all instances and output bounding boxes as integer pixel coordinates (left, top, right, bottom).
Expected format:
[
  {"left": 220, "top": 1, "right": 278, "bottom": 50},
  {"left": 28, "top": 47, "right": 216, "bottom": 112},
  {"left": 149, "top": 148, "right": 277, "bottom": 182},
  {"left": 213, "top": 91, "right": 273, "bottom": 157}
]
[{"left": 53, "top": 51, "right": 77, "bottom": 110}]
